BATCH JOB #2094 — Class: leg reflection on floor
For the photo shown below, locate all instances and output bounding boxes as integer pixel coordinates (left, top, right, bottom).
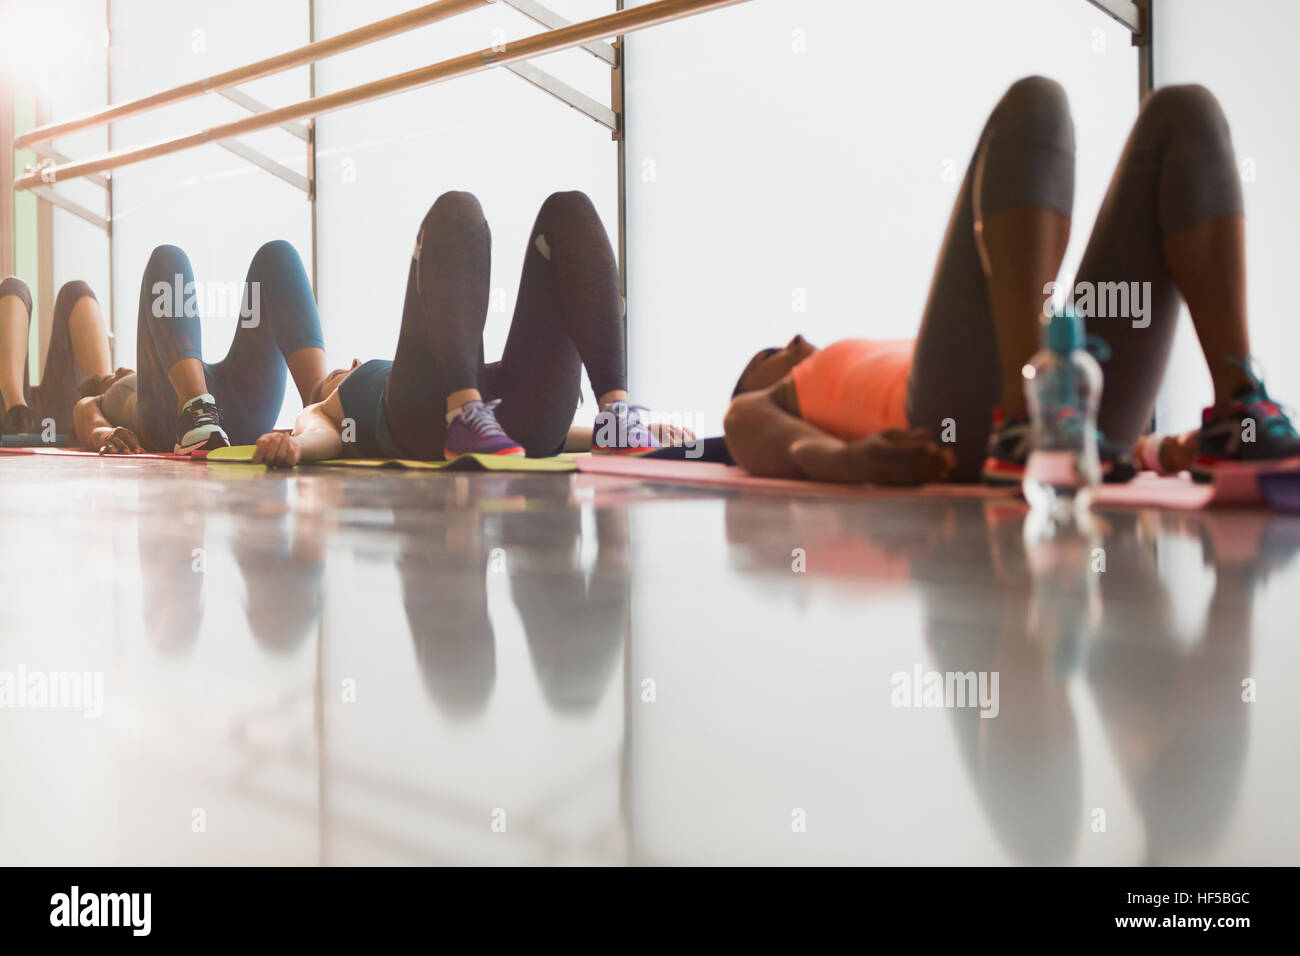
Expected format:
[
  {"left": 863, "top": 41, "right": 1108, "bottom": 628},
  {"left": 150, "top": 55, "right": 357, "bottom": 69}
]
[{"left": 0, "top": 458, "right": 1296, "bottom": 864}]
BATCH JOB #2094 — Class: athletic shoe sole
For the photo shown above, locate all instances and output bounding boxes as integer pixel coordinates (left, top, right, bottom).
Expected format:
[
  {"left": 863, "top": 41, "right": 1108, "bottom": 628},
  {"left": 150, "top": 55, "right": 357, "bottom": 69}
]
[
  {"left": 1191, "top": 453, "right": 1300, "bottom": 483},
  {"left": 591, "top": 445, "right": 661, "bottom": 457},
  {"left": 443, "top": 447, "right": 526, "bottom": 461},
  {"left": 981, "top": 458, "right": 1025, "bottom": 486},
  {"left": 174, "top": 431, "right": 230, "bottom": 455}
]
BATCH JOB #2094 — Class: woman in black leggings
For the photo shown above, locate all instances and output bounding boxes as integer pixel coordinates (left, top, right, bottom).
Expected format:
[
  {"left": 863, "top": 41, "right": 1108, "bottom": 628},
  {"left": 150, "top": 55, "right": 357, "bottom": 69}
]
[{"left": 254, "top": 190, "right": 683, "bottom": 466}]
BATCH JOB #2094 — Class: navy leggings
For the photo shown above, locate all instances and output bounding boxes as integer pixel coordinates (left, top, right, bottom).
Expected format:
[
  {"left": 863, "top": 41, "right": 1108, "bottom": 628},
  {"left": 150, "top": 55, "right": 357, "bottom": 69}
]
[{"left": 135, "top": 242, "right": 324, "bottom": 451}]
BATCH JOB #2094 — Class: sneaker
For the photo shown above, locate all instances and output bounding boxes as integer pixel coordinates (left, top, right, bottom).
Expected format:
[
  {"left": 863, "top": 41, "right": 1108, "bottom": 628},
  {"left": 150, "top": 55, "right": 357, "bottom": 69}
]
[
  {"left": 591, "top": 400, "right": 661, "bottom": 456},
  {"left": 1098, "top": 437, "right": 1137, "bottom": 483},
  {"left": 982, "top": 408, "right": 1033, "bottom": 486},
  {"left": 982, "top": 407, "right": 1136, "bottom": 486},
  {"left": 1194, "top": 371, "right": 1300, "bottom": 474},
  {"left": 443, "top": 399, "right": 525, "bottom": 459},
  {"left": 1, "top": 404, "right": 35, "bottom": 438},
  {"left": 174, "top": 393, "right": 230, "bottom": 454}
]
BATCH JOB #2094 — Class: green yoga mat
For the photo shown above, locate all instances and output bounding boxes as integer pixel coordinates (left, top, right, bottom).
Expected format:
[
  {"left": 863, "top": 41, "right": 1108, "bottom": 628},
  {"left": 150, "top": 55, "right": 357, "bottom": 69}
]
[{"left": 204, "top": 445, "right": 578, "bottom": 472}]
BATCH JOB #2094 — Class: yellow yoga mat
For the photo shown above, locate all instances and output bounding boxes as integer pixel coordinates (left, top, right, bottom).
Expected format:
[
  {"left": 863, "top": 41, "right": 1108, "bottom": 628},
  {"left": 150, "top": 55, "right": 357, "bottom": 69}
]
[{"left": 204, "top": 445, "right": 578, "bottom": 473}]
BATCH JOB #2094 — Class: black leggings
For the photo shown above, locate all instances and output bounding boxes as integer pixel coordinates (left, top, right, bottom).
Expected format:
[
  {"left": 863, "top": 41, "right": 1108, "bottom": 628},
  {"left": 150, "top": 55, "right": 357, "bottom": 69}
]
[
  {"left": 384, "top": 190, "right": 626, "bottom": 459},
  {"left": 907, "top": 78, "right": 1244, "bottom": 481}
]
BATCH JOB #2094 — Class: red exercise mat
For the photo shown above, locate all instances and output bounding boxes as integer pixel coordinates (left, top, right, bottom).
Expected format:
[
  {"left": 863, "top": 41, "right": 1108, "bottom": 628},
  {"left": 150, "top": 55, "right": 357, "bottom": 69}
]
[{"left": 0, "top": 446, "right": 196, "bottom": 461}]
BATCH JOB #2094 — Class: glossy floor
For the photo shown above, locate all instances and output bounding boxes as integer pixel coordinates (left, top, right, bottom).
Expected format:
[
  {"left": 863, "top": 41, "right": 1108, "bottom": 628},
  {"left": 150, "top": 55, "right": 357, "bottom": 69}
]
[{"left": 1, "top": 456, "right": 1296, "bottom": 865}]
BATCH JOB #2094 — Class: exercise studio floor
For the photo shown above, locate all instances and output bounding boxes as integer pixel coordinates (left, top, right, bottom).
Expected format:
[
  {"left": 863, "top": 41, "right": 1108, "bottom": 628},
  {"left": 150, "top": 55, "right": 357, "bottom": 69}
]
[{"left": 1, "top": 455, "right": 1296, "bottom": 867}]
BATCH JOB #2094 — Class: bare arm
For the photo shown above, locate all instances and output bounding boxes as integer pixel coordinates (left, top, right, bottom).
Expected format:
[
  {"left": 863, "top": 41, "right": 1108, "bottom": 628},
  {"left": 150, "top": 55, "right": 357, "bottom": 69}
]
[
  {"left": 252, "top": 390, "right": 346, "bottom": 467},
  {"left": 724, "top": 377, "right": 952, "bottom": 485},
  {"left": 723, "top": 378, "right": 833, "bottom": 478},
  {"left": 73, "top": 395, "right": 142, "bottom": 453},
  {"left": 564, "top": 423, "right": 592, "bottom": 453},
  {"left": 1134, "top": 430, "right": 1198, "bottom": 474}
]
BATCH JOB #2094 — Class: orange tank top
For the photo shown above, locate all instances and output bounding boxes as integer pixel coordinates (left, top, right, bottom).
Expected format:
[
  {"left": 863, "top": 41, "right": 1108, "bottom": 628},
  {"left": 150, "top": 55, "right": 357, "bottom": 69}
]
[{"left": 789, "top": 338, "right": 915, "bottom": 441}]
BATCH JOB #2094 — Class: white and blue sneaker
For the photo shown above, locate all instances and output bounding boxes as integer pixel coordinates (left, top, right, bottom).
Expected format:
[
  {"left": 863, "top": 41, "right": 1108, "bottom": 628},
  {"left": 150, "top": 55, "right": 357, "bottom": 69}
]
[{"left": 174, "top": 393, "right": 230, "bottom": 454}]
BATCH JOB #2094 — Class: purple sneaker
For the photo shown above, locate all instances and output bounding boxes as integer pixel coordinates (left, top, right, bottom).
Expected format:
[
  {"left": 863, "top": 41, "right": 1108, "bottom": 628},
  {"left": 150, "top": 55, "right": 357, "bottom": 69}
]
[
  {"left": 443, "top": 399, "right": 525, "bottom": 460},
  {"left": 592, "top": 401, "right": 661, "bottom": 456}
]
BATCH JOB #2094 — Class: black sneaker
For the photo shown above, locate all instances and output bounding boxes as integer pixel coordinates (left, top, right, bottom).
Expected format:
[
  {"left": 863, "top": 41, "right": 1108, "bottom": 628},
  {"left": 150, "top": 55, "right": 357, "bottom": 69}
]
[
  {"left": 174, "top": 394, "right": 230, "bottom": 454},
  {"left": 1, "top": 404, "right": 35, "bottom": 438},
  {"left": 983, "top": 407, "right": 1136, "bottom": 486},
  {"left": 1193, "top": 372, "right": 1300, "bottom": 476},
  {"left": 1097, "top": 435, "right": 1137, "bottom": 484},
  {"left": 982, "top": 408, "right": 1033, "bottom": 486}
]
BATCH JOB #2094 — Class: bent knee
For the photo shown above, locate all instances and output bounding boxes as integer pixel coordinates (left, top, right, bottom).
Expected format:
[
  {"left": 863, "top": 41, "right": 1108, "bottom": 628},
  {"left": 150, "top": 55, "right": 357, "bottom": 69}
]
[
  {"left": 992, "top": 75, "right": 1073, "bottom": 146},
  {"left": 56, "top": 280, "right": 99, "bottom": 315},
  {"left": 248, "top": 239, "right": 306, "bottom": 277},
  {"left": 539, "top": 190, "right": 597, "bottom": 219},
  {"left": 533, "top": 191, "right": 605, "bottom": 252},
  {"left": 427, "top": 190, "right": 486, "bottom": 222},
  {"left": 0, "top": 276, "right": 33, "bottom": 315},
  {"left": 418, "top": 191, "right": 489, "bottom": 246},
  {"left": 1140, "top": 83, "right": 1231, "bottom": 142},
  {"left": 145, "top": 243, "right": 192, "bottom": 278}
]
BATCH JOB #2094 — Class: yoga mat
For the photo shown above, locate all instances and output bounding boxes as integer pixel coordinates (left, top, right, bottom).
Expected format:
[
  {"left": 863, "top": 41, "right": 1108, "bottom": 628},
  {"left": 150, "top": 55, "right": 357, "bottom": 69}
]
[
  {"left": 575, "top": 456, "right": 1015, "bottom": 500},
  {"left": 204, "top": 445, "right": 577, "bottom": 472},
  {"left": 1259, "top": 472, "right": 1300, "bottom": 514},
  {"left": 1093, "top": 471, "right": 1259, "bottom": 510},
  {"left": 0, "top": 446, "right": 194, "bottom": 461},
  {"left": 576, "top": 455, "right": 1272, "bottom": 510},
  {"left": 646, "top": 436, "right": 733, "bottom": 464},
  {"left": 1, "top": 433, "right": 72, "bottom": 448}
]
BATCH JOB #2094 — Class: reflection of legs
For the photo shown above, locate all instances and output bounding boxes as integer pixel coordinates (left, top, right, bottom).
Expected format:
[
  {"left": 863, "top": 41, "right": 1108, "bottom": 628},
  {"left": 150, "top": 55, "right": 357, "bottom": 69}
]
[
  {"left": 1073, "top": 85, "right": 1246, "bottom": 445},
  {"left": 486, "top": 192, "right": 626, "bottom": 456},
  {"left": 0, "top": 276, "right": 33, "bottom": 418},
  {"left": 505, "top": 499, "right": 627, "bottom": 714},
  {"left": 138, "top": 485, "right": 207, "bottom": 654},
  {"left": 400, "top": 514, "right": 496, "bottom": 719},
  {"left": 206, "top": 240, "right": 325, "bottom": 442},
  {"left": 906, "top": 77, "right": 1076, "bottom": 481},
  {"left": 33, "top": 281, "right": 112, "bottom": 432},
  {"left": 232, "top": 482, "right": 322, "bottom": 653},
  {"left": 1087, "top": 515, "right": 1250, "bottom": 863},
  {"left": 917, "top": 503, "right": 1081, "bottom": 863}
]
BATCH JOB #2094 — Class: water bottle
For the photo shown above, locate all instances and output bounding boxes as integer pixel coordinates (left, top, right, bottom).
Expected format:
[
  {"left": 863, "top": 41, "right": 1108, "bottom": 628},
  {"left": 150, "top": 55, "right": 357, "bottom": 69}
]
[{"left": 1022, "top": 308, "right": 1102, "bottom": 521}]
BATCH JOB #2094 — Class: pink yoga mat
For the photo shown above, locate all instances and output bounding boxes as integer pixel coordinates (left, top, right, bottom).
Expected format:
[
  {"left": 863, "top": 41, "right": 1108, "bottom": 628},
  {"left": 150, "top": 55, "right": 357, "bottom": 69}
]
[
  {"left": 575, "top": 456, "right": 1268, "bottom": 510},
  {"left": 0, "top": 446, "right": 195, "bottom": 461},
  {"left": 575, "top": 456, "right": 1014, "bottom": 500}
]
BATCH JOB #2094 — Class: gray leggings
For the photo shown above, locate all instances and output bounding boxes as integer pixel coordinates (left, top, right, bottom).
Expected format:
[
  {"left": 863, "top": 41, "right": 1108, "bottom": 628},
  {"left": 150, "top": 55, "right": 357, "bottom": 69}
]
[{"left": 906, "top": 77, "right": 1244, "bottom": 481}]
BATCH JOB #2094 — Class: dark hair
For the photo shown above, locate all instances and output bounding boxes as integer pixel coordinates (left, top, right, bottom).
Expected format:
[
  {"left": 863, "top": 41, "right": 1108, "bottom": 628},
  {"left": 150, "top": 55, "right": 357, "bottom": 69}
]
[{"left": 731, "top": 347, "right": 778, "bottom": 398}]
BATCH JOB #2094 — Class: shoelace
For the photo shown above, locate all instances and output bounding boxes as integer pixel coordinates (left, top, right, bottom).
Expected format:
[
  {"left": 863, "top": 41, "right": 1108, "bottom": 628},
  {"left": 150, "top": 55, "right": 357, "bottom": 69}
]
[
  {"left": 608, "top": 402, "right": 655, "bottom": 440},
  {"left": 461, "top": 399, "right": 508, "bottom": 438},
  {"left": 1224, "top": 355, "right": 1298, "bottom": 439},
  {"left": 188, "top": 400, "right": 223, "bottom": 426}
]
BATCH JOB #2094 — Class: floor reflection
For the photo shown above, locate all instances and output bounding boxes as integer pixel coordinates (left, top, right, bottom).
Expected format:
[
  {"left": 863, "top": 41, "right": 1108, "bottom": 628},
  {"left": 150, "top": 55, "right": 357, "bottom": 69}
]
[
  {"left": 711, "top": 493, "right": 1300, "bottom": 864},
  {"left": 3, "top": 456, "right": 1299, "bottom": 865}
]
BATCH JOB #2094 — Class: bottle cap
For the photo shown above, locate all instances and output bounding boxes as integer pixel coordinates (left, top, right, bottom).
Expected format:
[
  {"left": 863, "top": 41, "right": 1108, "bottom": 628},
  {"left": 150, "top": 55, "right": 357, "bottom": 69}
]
[{"left": 1045, "top": 307, "right": 1085, "bottom": 353}]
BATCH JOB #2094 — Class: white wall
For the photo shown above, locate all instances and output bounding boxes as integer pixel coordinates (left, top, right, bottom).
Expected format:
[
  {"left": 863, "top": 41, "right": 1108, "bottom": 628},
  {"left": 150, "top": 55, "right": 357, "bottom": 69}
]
[
  {"left": 108, "top": 0, "right": 311, "bottom": 425},
  {"left": 3, "top": 0, "right": 110, "bottom": 381},
  {"left": 1154, "top": 0, "right": 1300, "bottom": 433},
  {"left": 624, "top": 0, "right": 1140, "bottom": 435},
  {"left": 65, "top": 1, "right": 1153, "bottom": 434},
  {"left": 42, "top": 0, "right": 110, "bottom": 377},
  {"left": 313, "top": 0, "right": 618, "bottom": 424}
]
